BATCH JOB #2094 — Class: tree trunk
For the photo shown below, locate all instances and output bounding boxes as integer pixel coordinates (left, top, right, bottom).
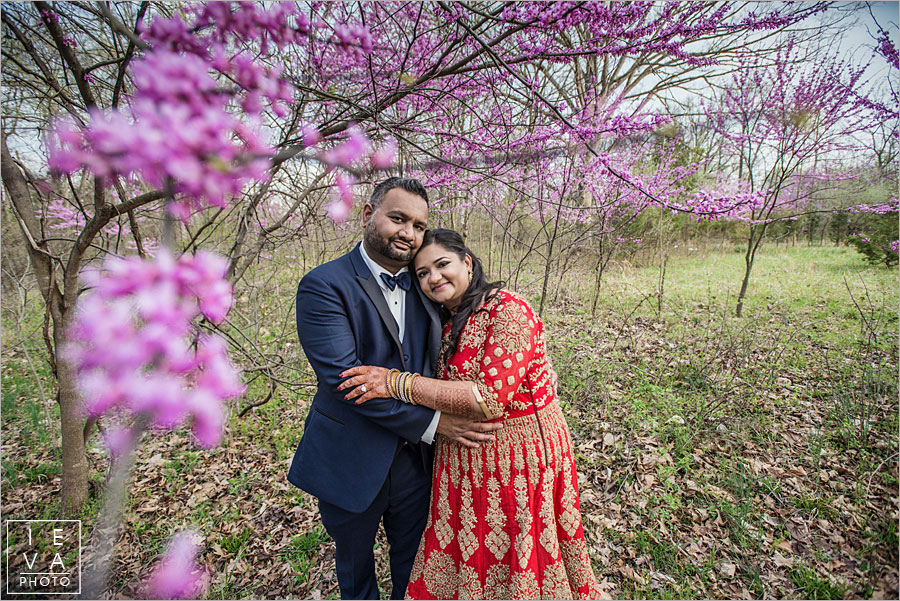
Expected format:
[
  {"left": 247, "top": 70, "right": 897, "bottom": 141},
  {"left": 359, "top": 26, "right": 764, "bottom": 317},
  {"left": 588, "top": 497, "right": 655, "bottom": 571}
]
[
  {"left": 3, "top": 135, "right": 89, "bottom": 513},
  {"left": 538, "top": 206, "right": 561, "bottom": 315},
  {"left": 55, "top": 313, "right": 90, "bottom": 513},
  {"left": 590, "top": 238, "right": 605, "bottom": 317},
  {"left": 736, "top": 225, "right": 761, "bottom": 318}
]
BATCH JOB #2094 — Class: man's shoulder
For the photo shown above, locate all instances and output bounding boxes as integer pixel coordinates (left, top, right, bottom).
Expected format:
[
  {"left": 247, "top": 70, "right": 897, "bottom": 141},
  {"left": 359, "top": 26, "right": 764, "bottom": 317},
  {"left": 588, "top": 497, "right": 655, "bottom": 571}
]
[{"left": 300, "top": 248, "right": 358, "bottom": 285}]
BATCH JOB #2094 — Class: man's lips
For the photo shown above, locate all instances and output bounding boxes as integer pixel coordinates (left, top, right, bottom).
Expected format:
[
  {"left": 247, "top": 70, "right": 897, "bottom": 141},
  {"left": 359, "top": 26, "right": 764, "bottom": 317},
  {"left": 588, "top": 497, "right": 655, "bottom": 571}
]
[{"left": 391, "top": 239, "right": 411, "bottom": 250}]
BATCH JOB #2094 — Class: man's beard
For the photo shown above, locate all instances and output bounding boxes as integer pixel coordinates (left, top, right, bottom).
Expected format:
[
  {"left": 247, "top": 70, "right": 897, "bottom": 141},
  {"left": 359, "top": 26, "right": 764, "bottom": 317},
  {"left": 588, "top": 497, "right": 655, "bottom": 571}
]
[{"left": 364, "top": 223, "right": 416, "bottom": 264}]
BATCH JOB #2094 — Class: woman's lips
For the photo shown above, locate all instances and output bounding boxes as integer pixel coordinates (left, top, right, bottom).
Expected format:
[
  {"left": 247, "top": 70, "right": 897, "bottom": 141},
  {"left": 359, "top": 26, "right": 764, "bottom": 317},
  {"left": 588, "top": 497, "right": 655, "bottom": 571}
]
[{"left": 431, "top": 282, "right": 449, "bottom": 293}]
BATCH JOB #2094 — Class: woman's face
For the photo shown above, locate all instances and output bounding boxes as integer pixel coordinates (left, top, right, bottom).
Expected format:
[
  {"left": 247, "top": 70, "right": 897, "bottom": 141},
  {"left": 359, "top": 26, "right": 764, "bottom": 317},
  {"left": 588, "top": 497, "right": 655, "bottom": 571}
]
[{"left": 413, "top": 243, "right": 472, "bottom": 310}]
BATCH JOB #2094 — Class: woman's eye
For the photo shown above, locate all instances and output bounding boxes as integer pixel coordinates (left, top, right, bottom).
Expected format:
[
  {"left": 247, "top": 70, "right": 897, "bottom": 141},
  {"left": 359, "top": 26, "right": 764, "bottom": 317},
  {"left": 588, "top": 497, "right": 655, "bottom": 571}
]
[
  {"left": 438, "top": 261, "right": 449, "bottom": 268},
  {"left": 416, "top": 271, "right": 426, "bottom": 279}
]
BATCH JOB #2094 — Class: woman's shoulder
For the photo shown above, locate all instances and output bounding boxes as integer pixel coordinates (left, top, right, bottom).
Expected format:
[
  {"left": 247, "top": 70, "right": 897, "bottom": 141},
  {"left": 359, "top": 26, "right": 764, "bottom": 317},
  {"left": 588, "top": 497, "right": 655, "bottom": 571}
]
[{"left": 484, "top": 289, "right": 538, "bottom": 321}]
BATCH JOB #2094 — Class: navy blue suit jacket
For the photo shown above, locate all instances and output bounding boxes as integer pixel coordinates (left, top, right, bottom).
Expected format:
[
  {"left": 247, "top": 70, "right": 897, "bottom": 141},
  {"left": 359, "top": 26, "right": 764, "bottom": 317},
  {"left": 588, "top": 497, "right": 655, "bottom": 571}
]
[{"left": 287, "top": 243, "right": 442, "bottom": 513}]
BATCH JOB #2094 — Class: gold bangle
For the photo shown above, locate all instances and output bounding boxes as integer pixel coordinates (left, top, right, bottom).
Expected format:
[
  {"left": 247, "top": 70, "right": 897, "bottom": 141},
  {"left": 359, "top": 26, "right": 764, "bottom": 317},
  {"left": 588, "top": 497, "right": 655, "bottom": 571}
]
[
  {"left": 404, "top": 373, "right": 415, "bottom": 405},
  {"left": 387, "top": 369, "right": 401, "bottom": 399},
  {"left": 472, "top": 382, "right": 492, "bottom": 419},
  {"left": 386, "top": 369, "right": 394, "bottom": 398},
  {"left": 396, "top": 371, "right": 405, "bottom": 402}
]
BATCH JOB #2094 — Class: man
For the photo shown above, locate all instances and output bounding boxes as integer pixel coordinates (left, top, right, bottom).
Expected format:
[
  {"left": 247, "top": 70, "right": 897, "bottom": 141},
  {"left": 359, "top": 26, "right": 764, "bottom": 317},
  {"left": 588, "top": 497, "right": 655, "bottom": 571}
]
[{"left": 287, "top": 177, "right": 502, "bottom": 600}]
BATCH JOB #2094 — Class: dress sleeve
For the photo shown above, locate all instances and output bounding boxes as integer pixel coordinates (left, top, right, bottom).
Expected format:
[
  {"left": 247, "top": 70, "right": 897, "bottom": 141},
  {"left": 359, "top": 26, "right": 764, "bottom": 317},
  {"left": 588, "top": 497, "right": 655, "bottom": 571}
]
[{"left": 474, "top": 295, "right": 540, "bottom": 419}]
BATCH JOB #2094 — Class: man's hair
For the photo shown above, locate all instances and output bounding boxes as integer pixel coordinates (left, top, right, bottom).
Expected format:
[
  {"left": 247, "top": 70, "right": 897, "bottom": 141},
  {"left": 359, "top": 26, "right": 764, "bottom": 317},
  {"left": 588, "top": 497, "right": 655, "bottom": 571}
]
[{"left": 369, "top": 177, "right": 429, "bottom": 210}]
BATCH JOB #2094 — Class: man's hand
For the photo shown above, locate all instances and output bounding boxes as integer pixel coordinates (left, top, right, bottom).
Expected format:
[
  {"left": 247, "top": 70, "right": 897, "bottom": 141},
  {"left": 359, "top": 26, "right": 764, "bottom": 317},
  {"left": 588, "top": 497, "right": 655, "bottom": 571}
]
[{"left": 436, "top": 413, "right": 503, "bottom": 448}]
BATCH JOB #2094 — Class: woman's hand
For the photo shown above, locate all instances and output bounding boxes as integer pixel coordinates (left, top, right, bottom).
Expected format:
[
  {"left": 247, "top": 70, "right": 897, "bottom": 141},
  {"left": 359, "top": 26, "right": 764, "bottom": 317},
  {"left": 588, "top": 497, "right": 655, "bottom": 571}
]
[{"left": 338, "top": 365, "right": 390, "bottom": 405}]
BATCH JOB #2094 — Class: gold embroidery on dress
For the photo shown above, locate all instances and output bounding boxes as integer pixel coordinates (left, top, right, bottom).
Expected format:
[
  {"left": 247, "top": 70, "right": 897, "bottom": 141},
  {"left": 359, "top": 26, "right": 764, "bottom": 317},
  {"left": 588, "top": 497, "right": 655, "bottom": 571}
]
[
  {"left": 449, "top": 440, "right": 460, "bottom": 485},
  {"left": 422, "top": 549, "right": 458, "bottom": 599},
  {"left": 485, "top": 475, "right": 510, "bottom": 561},
  {"left": 541, "top": 561, "right": 573, "bottom": 599},
  {"left": 509, "top": 399, "right": 531, "bottom": 412},
  {"left": 409, "top": 537, "right": 427, "bottom": 585},
  {"left": 498, "top": 442, "right": 512, "bottom": 486},
  {"left": 514, "top": 443, "right": 525, "bottom": 471},
  {"left": 560, "top": 539, "right": 594, "bottom": 590},
  {"left": 484, "top": 564, "right": 510, "bottom": 599},
  {"left": 457, "top": 563, "right": 483, "bottom": 600},
  {"left": 458, "top": 476, "right": 478, "bottom": 562},
  {"left": 539, "top": 470, "right": 560, "bottom": 558},
  {"left": 558, "top": 456, "right": 581, "bottom": 538},
  {"left": 514, "top": 473, "right": 534, "bottom": 569},
  {"left": 476, "top": 380, "right": 505, "bottom": 419},
  {"left": 471, "top": 443, "right": 483, "bottom": 486},
  {"left": 511, "top": 569, "right": 541, "bottom": 600},
  {"left": 491, "top": 301, "right": 532, "bottom": 354},
  {"left": 433, "top": 469, "right": 454, "bottom": 549}
]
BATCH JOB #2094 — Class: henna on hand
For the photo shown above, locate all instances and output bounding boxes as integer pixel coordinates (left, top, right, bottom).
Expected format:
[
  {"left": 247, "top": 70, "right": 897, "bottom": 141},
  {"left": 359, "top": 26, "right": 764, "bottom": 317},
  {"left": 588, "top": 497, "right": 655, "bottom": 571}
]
[{"left": 411, "top": 377, "right": 489, "bottom": 419}]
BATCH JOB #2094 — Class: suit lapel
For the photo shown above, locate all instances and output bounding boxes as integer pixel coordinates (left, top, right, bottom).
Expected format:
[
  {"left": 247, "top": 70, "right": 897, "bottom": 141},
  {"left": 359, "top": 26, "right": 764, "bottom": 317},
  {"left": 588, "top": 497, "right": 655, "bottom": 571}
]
[
  {"left": 349, "top": 245, "right": 404, "bottom": 358},
  {"left": 414, "top": 283, "right": 442, "bottom": 371}
]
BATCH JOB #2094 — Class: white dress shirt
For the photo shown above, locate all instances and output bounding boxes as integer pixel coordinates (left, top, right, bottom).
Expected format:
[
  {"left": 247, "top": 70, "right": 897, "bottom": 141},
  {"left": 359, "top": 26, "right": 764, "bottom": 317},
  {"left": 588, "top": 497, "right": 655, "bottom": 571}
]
[{"left": 359, "top": 244, "right": 440, "bottom": 444}]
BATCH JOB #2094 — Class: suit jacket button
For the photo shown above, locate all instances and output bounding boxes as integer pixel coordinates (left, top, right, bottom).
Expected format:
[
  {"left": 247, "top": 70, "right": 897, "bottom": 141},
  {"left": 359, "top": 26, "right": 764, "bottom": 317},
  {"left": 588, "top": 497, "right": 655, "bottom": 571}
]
[{"left": 403, "top": 354, "right": 410, "bottom": 362}]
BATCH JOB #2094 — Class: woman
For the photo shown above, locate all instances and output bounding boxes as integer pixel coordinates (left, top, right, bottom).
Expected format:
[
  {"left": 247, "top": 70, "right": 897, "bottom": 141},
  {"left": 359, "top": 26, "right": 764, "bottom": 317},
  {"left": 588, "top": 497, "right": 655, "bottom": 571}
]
[{"left": 339, "top": 229, "right": 602, "bottom": 599}]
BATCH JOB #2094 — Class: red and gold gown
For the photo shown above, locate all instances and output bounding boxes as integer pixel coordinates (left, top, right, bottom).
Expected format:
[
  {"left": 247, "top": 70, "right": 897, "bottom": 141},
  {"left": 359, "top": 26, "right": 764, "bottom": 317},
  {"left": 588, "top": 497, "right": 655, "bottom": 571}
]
[{"left": 405, "top": 290, "right": 602, "bottom": 600}]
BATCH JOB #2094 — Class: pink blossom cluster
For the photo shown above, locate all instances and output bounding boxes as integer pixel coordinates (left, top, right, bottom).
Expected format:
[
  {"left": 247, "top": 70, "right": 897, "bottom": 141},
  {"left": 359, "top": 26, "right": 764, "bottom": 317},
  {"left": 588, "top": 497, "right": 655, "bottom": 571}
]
[
  {"left": 48, "top": 2, "right": 386, "bottom": 224},
  {"left": 144, "top": 531, "right": 207, "bottom": 600},
  {"left": 189, "top": 2, "right": 311, "bottom": 52},
  {"left": 64, "top": 251, "right": 244, "bottom": 449},
  {"left": 319, "top": 126, "right": 397, "bottom": 222},
  {"left": 48, "top": 46, "right": 273, "bottom": 219},
  {"left": 333, "top": 22, "right": 373, "bottom": 63},
  {"left": 877, "top": 30, "right": 899, "bottom": 70},
  {"left": 677, "top": 189, "right": 767, "bottom": 219},
  {"left": 890, "top": 241, "right": 899, "bottom": 254},
  {"left": 846, "top": 197, "right": 900, "bottom": 214},
  {"left": 327, "top": 173, "right": 356, "bottom": 222},
  {"left": 320, "top": 125, "right": 371, "bottom": 167}
]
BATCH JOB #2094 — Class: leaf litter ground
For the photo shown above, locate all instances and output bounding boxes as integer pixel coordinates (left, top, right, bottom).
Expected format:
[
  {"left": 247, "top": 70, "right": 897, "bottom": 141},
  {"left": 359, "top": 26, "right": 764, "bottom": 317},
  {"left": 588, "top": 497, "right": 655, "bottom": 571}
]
[{"left": 2, "top": 248, "right": 897, "bottom": 600}]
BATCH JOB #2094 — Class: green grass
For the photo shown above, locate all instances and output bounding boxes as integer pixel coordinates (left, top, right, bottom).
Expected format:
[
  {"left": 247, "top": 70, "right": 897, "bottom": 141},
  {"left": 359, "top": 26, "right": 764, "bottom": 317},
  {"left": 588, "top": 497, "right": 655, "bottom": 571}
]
[
  {"left": 790, "top": 562, "right": 847, "bottom": 599},
  {"left": 221, "top": 526, "right": 253, "bottom": 555},
  {"left": 283, "top": 526, "right": 331, "bottom": 587}
]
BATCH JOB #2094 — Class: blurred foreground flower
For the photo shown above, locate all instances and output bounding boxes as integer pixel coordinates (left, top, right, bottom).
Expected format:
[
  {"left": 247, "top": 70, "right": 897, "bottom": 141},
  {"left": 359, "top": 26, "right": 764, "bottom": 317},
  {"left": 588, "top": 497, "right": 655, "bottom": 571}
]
[
  {"left": 64, "top": 251, "right": 245, "bottom": 448},
  {"left": 144, "top": 531, "right": 207, "bottom": 600}
]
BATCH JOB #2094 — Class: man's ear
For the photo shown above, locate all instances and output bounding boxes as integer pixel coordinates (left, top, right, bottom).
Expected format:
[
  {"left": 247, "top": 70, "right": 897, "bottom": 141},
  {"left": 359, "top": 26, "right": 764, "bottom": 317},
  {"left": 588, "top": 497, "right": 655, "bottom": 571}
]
[{"left": 361, "top": 202, "right": 374, "bottom": 227}]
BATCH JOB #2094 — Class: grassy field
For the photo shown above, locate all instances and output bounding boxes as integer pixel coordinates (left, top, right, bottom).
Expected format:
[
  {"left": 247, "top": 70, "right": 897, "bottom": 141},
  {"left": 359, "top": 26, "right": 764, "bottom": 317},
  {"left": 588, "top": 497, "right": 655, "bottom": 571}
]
[{"left": 1, "top": 243, "right": 897, "bottom": 599}]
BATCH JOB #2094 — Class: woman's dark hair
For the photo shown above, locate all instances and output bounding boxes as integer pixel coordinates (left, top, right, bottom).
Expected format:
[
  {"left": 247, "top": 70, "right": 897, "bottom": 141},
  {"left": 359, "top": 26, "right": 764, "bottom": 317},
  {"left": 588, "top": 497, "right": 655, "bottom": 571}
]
[{"left": 420, "top": 228, "right": 503, "bottom": 360}]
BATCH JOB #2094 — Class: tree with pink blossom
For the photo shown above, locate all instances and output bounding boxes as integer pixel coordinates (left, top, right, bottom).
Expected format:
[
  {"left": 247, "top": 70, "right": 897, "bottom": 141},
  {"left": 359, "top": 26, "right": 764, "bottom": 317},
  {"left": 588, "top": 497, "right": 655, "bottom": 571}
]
[
  {"left": 702, "top": 41, "right": 879, "bottom": 316},
  {"left": 2, "top": 1, "right": 824, "bottom": 516}
]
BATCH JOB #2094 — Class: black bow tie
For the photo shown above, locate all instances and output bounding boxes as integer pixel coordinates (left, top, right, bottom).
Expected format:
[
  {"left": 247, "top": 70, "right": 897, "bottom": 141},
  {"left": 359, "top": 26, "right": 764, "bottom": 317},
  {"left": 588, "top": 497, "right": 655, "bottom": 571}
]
[{"left": 380, "top": 271, "right": 411, "bottom": 291}]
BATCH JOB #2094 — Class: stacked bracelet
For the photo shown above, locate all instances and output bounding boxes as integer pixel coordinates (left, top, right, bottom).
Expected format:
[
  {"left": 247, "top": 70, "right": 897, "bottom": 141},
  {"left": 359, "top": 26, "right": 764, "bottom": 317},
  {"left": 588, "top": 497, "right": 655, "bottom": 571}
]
[{"left": 385, "top": 369, "right": 420, "bottom": 404}]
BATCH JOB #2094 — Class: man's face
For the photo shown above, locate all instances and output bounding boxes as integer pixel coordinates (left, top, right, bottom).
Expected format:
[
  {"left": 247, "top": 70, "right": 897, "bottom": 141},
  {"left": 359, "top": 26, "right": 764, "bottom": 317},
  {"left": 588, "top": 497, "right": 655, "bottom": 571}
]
[{"left": 361, "top": 187, "right": 428, "bottom": 272}]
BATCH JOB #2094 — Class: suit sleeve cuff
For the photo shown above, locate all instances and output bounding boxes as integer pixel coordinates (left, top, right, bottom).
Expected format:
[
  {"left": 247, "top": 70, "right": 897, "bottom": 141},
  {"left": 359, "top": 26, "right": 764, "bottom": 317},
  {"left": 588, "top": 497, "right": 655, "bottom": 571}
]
[{"left": 420, "top": 410, "right": 440, "bottom": 444}]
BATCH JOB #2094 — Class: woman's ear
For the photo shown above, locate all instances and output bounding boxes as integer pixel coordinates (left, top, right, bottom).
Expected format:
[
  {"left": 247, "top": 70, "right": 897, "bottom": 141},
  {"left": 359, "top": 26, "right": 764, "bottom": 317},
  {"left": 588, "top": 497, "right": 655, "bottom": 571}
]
[{"left": 464, "top": 254, "right": 473, "bottom": 270}]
